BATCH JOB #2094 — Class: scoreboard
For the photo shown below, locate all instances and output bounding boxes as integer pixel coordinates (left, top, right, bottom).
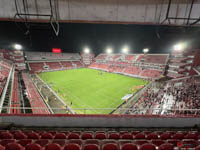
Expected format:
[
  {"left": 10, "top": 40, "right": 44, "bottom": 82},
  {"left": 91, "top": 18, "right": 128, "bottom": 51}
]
[{"left": 52, "top": 48, "right": 62, "bottom": 53}]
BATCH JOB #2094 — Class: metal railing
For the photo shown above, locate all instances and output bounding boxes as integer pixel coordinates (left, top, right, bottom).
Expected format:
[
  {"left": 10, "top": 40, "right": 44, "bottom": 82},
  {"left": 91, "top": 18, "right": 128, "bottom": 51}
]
[{"left": 4, "top": 107, "right": 200, "bottom": 115}]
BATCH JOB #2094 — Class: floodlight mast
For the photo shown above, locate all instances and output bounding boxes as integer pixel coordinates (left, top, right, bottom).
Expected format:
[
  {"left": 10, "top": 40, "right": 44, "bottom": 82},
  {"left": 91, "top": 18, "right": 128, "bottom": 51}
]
[
  {"left": 84, "top": 47, "right": 90, "bottom": 54},
  {"left": 122, "top": 46, "right": 129, "bottom": 54},
  {"left": 106, "top": 48, "right": 113, "bottom": 54},
  {"left": 14, "top": 44, "right": 22, "bottom": 50},
  {"left": 143, "top": 48, "right": 149, "bottom": 54}
]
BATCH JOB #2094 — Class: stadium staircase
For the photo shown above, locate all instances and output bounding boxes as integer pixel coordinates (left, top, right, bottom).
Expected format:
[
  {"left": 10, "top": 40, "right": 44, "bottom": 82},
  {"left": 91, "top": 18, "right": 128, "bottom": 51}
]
[{"left": 22, "top": 73, "right": 50, "bottom": 114}]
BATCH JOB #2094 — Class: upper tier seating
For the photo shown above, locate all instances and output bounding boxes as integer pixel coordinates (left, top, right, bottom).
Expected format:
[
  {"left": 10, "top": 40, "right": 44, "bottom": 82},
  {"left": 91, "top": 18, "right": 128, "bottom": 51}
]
[
  {"left": 90, "top": 53, "right": 167, "bottom": 79},
  {"left": 125, "top": 55, "right": 136, "bottom": 62},
  {"left": 0, "top": 130, "right": 199, "bottom": 149},
  {"left": 95, "top": 54, "right": 107, "bottom": 60},
  {"left": 25, "top": 52, "right": 81, "bottom": 61},
  {"left": 144, "top": 55, "right": 168, "bottom": 65},
  {"left": 22, "top": 73, "right": 50, "bottom": 114}
]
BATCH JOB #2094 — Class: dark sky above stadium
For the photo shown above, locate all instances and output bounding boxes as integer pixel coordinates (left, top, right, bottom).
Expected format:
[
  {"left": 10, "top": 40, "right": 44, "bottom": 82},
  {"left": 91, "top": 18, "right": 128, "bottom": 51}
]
[{"left": 0, "top": 21, "right": 200, "bottom": 55}]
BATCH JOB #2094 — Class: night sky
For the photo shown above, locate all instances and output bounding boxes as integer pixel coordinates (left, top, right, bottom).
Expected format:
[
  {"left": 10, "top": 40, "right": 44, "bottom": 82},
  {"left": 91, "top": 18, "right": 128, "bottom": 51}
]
[{"left": 0, "top": 21, "right": 200, "bottom": 55}]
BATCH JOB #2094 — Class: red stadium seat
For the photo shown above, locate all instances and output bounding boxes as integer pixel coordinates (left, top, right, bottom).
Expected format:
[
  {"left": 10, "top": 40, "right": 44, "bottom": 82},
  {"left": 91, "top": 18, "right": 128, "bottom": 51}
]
[
  {"left": 158, "top": 143, "right": 174, "bottom": 150},
  {"left": 0, "top": 139, "right": 16, "bottom": 146},
  {"left": 0, "top": 145, "right": 5, "bottom": 150},
  {"left": 35, "top": 140, "right": 49, "bottom": 147},
  {"left": 102, "top": 143, "right": 118, "bottom": 150},
  {"left": 139, "top": 144, "right": 156, "bottom": 150},
  {"left": 17, "top": 139, "right": 33, "bottom": 147},
  {"left": 119, "top": 131, "right": 129, "bottom": 135},
  {"left": 146, "top": 133, "right": 158, "bottom": 139},
  {"left": 172, "top": 132, "right": 184, "bottom": 139},
  {"left": 47, "top": 131, "right": 56, "bottom": 135},
  {"left": 184, "top": 132, "right": 197, "bottom": 139},
  {"left": 27, "top": 133, "right": 40, "bottom": 139},
  {"left": 0, "top": 132, "right": 13, "bottom": 139},
  {"left": 5, "top": 143, "right": 24, "bottom": 150},
  {"left": 68, "top": 133, "right": 80, "bottom": 139},
  {"left": 134, "top": 133, "right": 145, "bottom": 139},
  {"left": 54, "top": 133, "right": 67, "bottom": 139},
  {"left": 14, "top": 132, "right": 27, "bottom": 139},
  {"left": 25, "top": 144, "right": 43, "bottom": 150},
  {"left": 84, "top": 144, "right": 99, "bottom": 150},
  {"left": 160, "top": 133, "right": 171, "bottom": 140},
  {"left": 95, "top": 132, "right": 106, "bottom": 139},
  {"left": 41, "top": 133, "right": 54, "bottom": 139},
  {"left": 121, "top": 143, "right": 138, "bottom": 150},
  {"left": 64, "top": 144, "right": 81, "bottom": 150},
  {"left": 131, "top": 131, "right": 140, "bottom": 135},
  {"left": 60, "top": 132, "right": 68, "bottom": 136},
  {"left": 108, "top": 133, "right": 120, "bottom": 139},
  {"left": 81, "top": 132, "right": 93, "bottom": 140},
  {"left": 68, "top": 139, "right": 82, "bottom": 146},
  {"left": 52, "top": 140, "right": 66, "bottom": 147},
  {"left": 45, "top": 143, "right": 62, "bottom": 150},
  {"left": 120, "top": 133, "right": 133, "bottom": 139},
  {"left": 151, "top": 139, "right": 165, "bottom": 146},
  {"left": 196, "top": 145, "right": 200, "bottom": 150}
]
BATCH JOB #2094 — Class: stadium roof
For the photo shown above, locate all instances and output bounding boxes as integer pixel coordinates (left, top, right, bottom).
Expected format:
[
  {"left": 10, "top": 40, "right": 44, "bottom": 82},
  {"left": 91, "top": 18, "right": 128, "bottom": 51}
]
[{"left": 0, "top": 0, "right": 200, "bottom": 26}]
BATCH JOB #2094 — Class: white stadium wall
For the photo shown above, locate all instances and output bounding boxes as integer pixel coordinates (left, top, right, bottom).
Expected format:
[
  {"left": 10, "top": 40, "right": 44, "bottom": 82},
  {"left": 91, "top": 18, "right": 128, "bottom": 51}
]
[{"left": 1, "top": 114, "right": 200, "bottom": 128}]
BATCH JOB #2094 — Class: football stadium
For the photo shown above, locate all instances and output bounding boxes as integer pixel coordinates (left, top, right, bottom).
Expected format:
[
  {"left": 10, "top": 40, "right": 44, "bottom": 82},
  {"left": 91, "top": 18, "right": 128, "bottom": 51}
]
[
  {"left": 0, "top": 0, "right": 200, "bottom": 150},
  {"left": 39, "top": 68, "right": 147, "bottom": 114}
]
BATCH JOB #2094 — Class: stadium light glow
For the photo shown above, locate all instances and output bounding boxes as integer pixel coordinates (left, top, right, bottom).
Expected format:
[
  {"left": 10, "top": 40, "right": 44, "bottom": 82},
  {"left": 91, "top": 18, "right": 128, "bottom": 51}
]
[
  {"left": 84, "top": 47, "right": 90, "bottom": 54},
  {"left": 106, "top": 48, "right": 113, "bottom": 54},
  {"left": 14, "top": 44, "right": 22, "bottom": 50},
  {"left": 122, "top": 46, "right": 129, "bottom": 54},
  {"left": 173, "top": 43, "right": 184, "bottom": 51},
  {"left": 143, "top": 48, "right": 149, "bottom": 53}
]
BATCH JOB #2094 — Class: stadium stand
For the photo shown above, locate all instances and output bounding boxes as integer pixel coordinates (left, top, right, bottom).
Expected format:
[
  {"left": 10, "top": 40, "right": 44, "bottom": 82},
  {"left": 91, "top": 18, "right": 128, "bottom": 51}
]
[
  {"left": 89, "top": 53, "right": 169, "bottom": 79},
  {"left": 124, "top": 75, "right": 200, "bottom": 115},
  {"left": 0, "top": 59, "right": 13, "bottom": 98},
  {"left": 25, "top": 52, "right": 83, "bottom": 73},
  {"left": 28, "top": 61, "right": 83, "bottom": 73},
  {"left": 22, "top": 73, "right": 50, "bottom": 114},
  {"left": 25, "top": 52, "right": 81, "bottom": 61},
  {"left": 0, "top": 129, "right": 199, "bottom": 149},
  {"left": 0, "top": 49, "right": 26, "bottom": 71}
]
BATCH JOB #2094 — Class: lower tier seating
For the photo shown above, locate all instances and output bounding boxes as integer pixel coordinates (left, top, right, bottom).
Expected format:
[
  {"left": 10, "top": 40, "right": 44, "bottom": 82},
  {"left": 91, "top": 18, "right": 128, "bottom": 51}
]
[
  {"left": 29, "top": 61, "right": 83, "bottom": 73},
  {"left": 0, "top": 130, "right": 199, "bottom": 150}
]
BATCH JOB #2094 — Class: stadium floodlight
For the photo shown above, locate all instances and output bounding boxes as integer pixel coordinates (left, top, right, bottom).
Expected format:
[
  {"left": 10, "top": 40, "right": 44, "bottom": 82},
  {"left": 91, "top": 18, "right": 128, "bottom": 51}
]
[
  {"left": 14, "top": 44, "right": 22, "bottom": 50},
  {"left": 106, "top": 48, "right": 113, "bottom": 54},
  {"left": 173, "top": 43, "right": 184, "bottom": 51},
  {"left": 84, "top": 47, "right": 90, "bottom": 54},
  {"left": 143, "top": 48, "right": 149, "bottom": 54},
  {"left": 122, "top": 46, "right": 129, "bottom": 54}
]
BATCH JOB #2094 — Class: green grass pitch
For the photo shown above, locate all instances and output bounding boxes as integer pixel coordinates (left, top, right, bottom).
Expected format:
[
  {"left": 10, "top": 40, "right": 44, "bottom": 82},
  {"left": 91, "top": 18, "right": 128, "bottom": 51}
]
[{"left": 39, "top": 68, "right": 148, "bottom": 114}]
